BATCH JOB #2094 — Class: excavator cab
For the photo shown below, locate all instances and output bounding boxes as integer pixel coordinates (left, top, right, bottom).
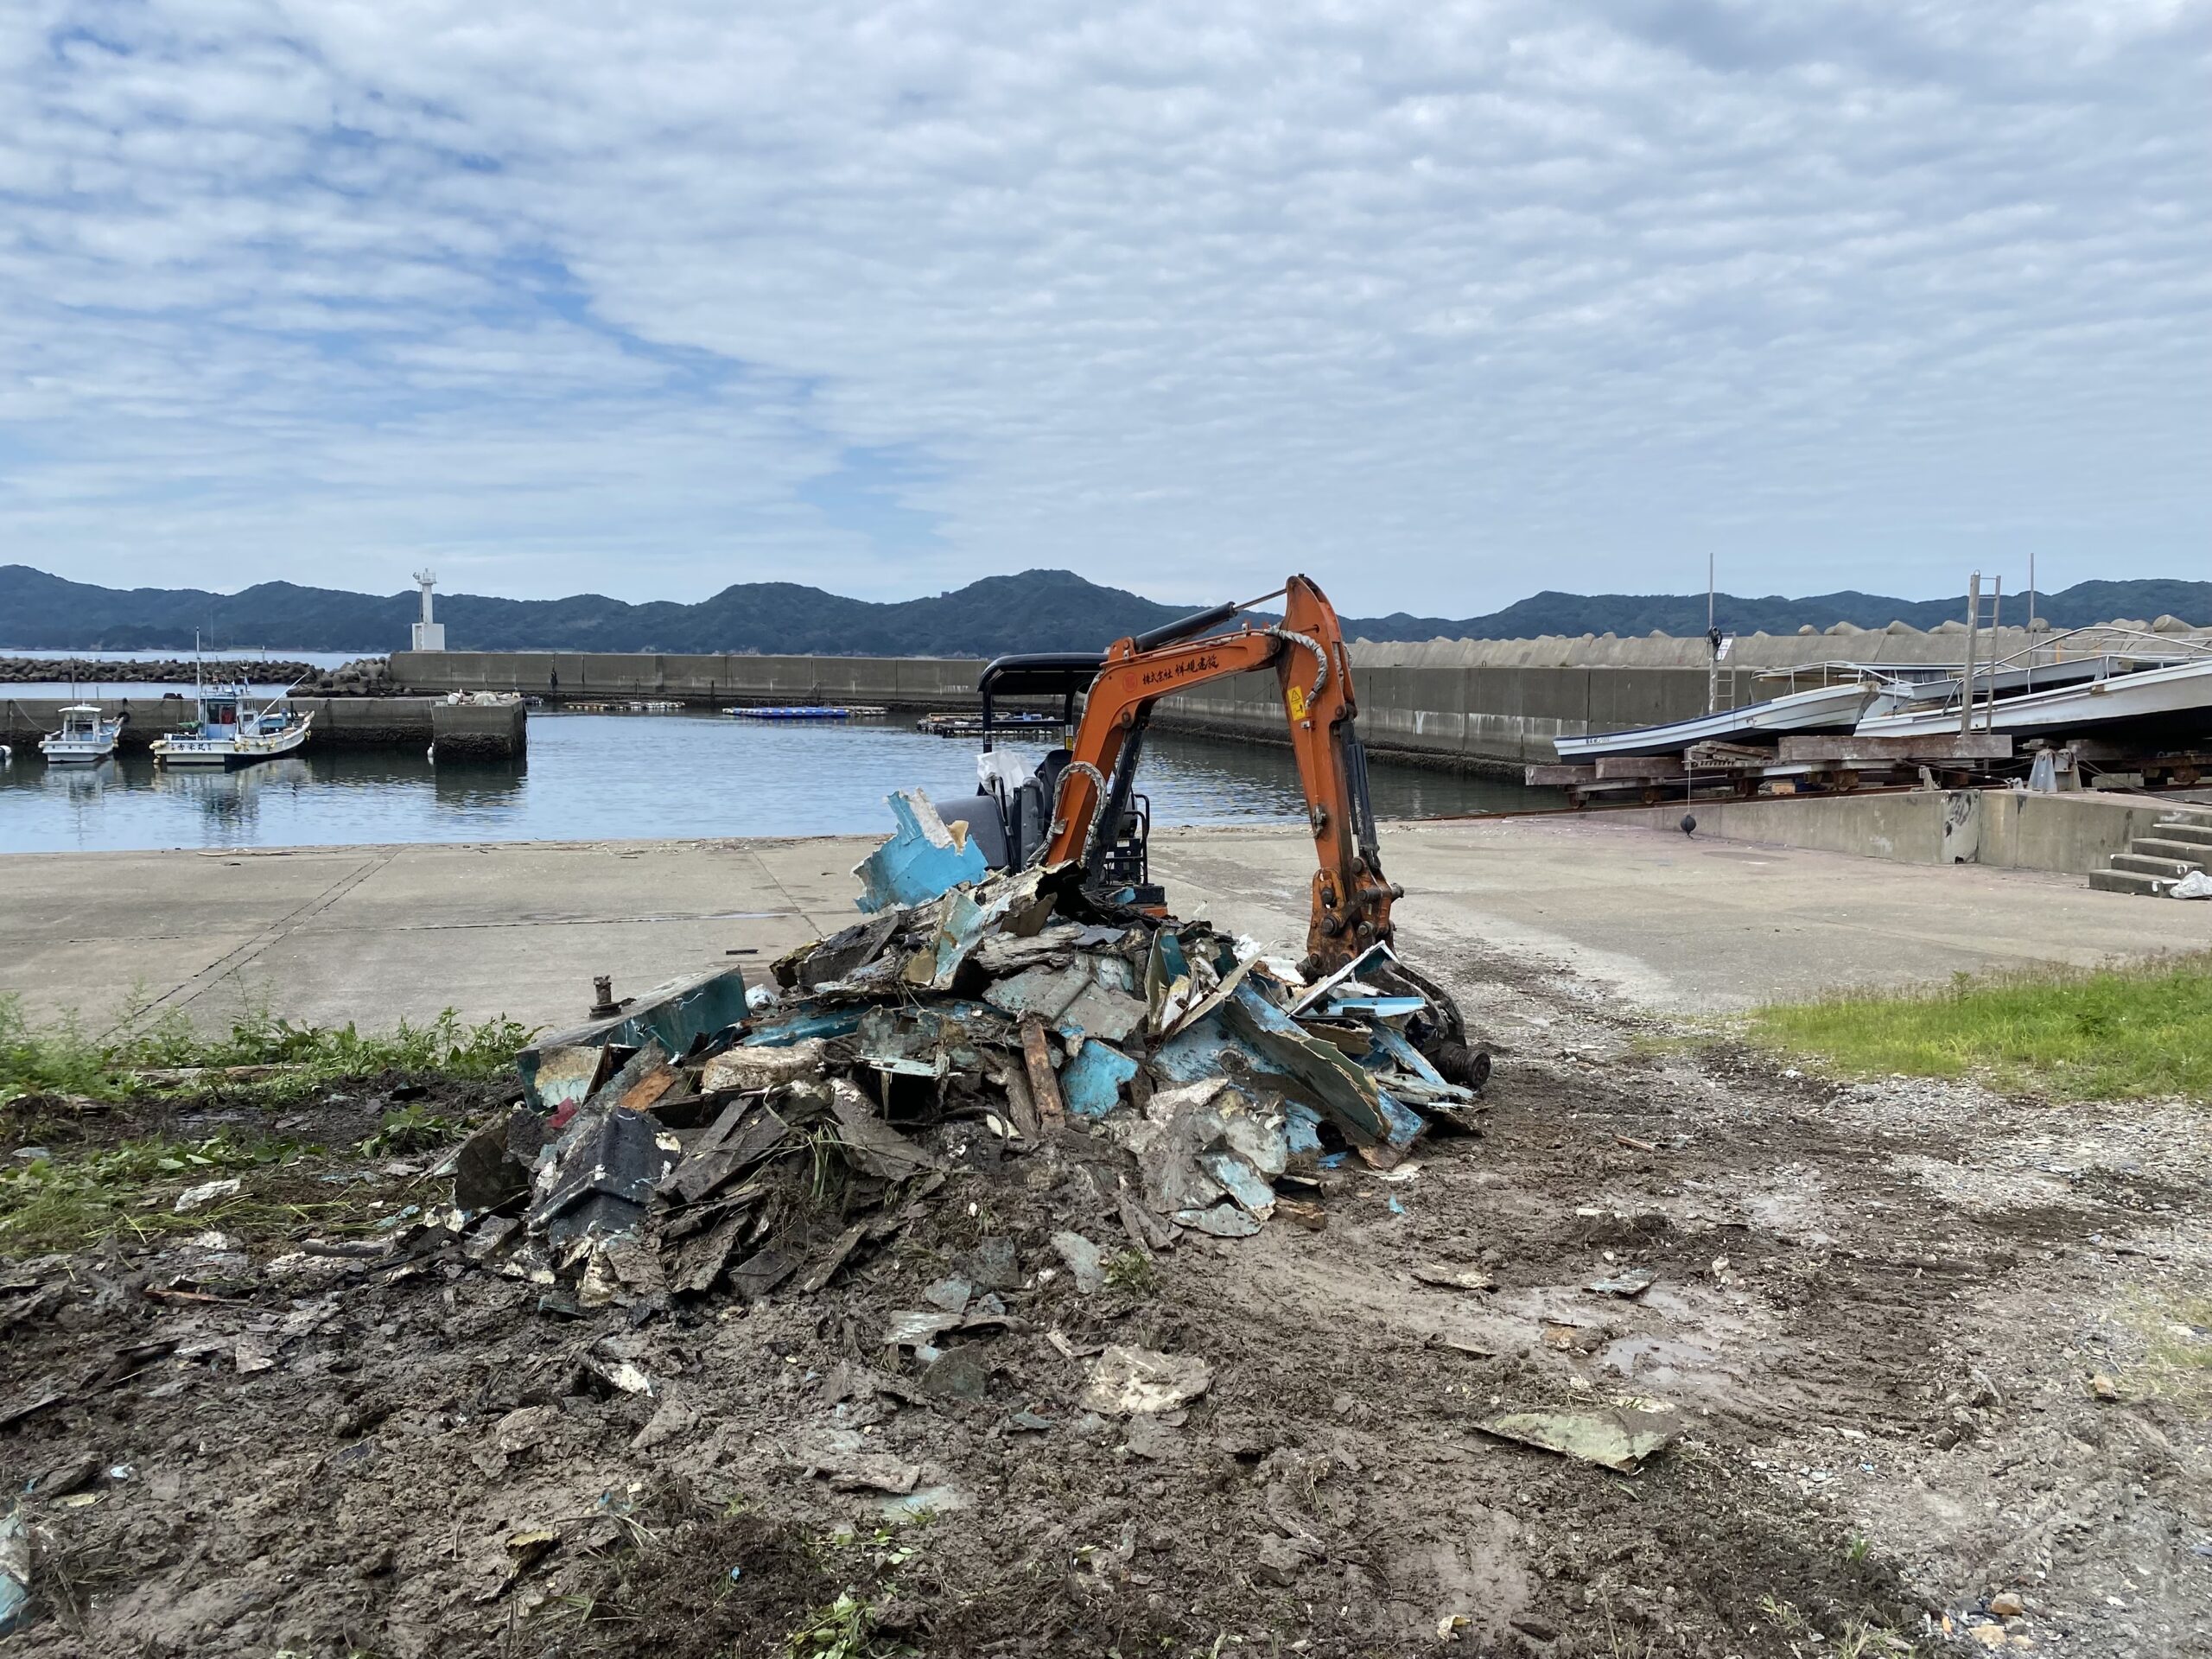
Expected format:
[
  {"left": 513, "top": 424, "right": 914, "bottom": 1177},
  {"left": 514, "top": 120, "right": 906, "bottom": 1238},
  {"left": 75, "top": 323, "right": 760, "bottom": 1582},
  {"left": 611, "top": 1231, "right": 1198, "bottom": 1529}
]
[{"left": 930, "top": 650, "right": 1165, "bottom": 906}]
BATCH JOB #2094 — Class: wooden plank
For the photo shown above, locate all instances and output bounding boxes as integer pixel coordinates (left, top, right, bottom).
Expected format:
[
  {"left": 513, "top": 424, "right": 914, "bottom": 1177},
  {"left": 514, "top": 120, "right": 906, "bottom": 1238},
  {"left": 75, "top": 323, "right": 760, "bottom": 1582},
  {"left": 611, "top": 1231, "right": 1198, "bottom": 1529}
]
[
  {"left": 1778, "top": 734, "right": 2012, "bottom": 762},
  {"left": 1524, "top": 764, "right": 1595, "bottom": 786},
  {"left": 1683, "top": 740, "right": 1777, "bottom": 769},
  {"left": 1019, "top": 1016, "right": 1065, "bottom": 1129},
  {"left": 1593, "top": 756, "right": 1686, "bottom": 780}
]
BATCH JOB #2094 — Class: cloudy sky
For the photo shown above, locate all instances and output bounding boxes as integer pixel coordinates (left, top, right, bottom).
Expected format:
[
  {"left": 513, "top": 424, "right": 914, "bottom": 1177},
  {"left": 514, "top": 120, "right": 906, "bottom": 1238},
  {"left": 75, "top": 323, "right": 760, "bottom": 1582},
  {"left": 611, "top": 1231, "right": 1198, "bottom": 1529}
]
[{"left": 1, "top": 2, "right": 2204, "bottom": 614}]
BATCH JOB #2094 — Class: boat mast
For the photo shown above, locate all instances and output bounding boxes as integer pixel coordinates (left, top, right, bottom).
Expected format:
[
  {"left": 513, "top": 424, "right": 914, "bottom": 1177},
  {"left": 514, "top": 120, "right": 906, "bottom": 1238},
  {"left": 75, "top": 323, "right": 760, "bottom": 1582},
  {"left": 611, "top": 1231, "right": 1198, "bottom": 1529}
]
[{"left": 1960, "top": 573, "right": 1980, "bottom": 738}]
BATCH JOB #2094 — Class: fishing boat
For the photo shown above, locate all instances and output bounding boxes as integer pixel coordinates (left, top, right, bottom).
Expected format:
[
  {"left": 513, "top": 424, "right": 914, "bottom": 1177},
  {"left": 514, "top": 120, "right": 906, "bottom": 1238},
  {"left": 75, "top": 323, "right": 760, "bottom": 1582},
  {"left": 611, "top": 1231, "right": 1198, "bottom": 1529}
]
[
  {"left": 1552, "top": 678, "right": 1875, "bottom": 761},
  {"left": 38, "top": 703, "right": 125, "bottom": 765},
  {"left": 150, "top": 679, "right": 313, "bottom": 768},
  {"left": 1855, "top": 655, "right": 2212, "bottom": 742}
]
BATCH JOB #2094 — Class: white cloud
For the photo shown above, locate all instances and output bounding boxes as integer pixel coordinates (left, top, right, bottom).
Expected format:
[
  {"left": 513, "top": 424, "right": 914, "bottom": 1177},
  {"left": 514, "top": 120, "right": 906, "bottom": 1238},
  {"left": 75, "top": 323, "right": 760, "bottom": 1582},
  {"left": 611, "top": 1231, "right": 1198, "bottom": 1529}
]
[{"left": 0, "top": 0, "right": 2204, "bottom": 613}]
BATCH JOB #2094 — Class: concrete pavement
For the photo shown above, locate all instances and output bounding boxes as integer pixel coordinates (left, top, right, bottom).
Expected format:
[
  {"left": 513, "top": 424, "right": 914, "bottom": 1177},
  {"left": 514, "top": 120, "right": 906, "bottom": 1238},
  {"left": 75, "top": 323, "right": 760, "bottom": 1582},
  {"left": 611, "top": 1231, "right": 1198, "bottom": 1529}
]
[{"left": 3, "top": 817, "right": 2204, "bottom": 1035}]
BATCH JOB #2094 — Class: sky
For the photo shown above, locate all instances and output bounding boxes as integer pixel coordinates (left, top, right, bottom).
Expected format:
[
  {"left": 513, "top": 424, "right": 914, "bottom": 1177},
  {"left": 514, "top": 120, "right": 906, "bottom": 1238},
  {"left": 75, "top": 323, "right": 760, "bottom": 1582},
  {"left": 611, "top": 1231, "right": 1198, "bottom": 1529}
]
[{"left": 0, "top": 2, "right": 2205, "bottom": 616}]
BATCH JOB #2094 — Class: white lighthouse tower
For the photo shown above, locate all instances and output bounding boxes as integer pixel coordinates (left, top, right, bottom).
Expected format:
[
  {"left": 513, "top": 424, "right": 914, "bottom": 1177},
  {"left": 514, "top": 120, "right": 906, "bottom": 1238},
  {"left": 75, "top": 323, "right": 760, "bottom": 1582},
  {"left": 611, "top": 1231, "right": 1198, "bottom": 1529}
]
[{"left": 411, "top": 569, "right": 446, "bottom": 652}]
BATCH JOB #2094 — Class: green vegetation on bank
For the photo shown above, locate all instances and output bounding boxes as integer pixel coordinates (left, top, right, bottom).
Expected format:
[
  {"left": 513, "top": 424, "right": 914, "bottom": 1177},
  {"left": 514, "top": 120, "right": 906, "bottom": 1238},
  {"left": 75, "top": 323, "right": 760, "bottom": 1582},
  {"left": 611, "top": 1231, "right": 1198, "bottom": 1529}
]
[
  {"left": 0, "top": 992, "right": 534, "bottom": 1108},
  {"left": 1746, "top": 953, "right": 2212, "bottom": 1101},
  {"left": 1, "top": 998, "right": 533, "bottom": 1255},
  {"left": 0, "top": 1131, "right": 321, "bottom": 1255}
]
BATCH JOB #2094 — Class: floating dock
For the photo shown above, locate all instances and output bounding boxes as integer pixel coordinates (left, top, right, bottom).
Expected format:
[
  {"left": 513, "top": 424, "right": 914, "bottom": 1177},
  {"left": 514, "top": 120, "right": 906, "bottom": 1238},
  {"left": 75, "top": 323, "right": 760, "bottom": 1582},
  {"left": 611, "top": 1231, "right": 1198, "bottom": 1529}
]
[{"left": 724, "top": 704, "right": 887, "bottom": 721}]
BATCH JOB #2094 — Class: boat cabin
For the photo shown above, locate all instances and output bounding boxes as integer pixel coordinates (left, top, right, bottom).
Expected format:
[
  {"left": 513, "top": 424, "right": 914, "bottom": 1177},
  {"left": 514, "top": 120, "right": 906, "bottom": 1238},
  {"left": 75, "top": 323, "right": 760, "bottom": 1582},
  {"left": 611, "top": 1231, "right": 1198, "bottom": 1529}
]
[{"left": 56, "top": 704, "right": 107, "bottom": 741}]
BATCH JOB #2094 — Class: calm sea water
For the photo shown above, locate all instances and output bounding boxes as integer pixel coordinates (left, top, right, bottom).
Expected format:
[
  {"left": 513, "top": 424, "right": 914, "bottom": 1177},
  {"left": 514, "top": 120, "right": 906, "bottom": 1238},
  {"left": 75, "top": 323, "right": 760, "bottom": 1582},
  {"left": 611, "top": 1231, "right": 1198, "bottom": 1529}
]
[{"left": 0, "top": 709, "right": 1554, "bottom": 854}]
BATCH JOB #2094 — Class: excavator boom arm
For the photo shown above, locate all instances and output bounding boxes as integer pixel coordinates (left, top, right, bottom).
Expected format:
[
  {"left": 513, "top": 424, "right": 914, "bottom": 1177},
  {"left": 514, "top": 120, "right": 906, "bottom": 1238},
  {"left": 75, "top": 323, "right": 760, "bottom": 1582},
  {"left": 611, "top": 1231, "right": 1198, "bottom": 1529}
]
[{"left": 1045, "top": 575, "right": 1398, "bottom": 977}]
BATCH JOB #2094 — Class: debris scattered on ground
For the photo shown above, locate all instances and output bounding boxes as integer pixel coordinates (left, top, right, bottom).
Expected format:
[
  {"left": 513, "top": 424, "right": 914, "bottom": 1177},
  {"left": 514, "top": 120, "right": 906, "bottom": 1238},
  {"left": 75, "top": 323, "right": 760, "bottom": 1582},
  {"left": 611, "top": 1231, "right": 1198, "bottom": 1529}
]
[
  {"left": 1081, "top": 1344, "right": 1214, "bottom": 1415},
  {"left": 1476, "top": 1398, "right": 1682, "bottom": 1473},
  {"left": 1413, "top": 1262, "right": 1496, "bottom": 1292},
  {"left": 1584, "top": 1266, "right": 1656, "bottom": 1298},
  {"left": 0, "top": 1504, "right": 29, "bottom": 1633},
  {"left": 171, "top": 1177, "right": 240, "bottom": 1214}
]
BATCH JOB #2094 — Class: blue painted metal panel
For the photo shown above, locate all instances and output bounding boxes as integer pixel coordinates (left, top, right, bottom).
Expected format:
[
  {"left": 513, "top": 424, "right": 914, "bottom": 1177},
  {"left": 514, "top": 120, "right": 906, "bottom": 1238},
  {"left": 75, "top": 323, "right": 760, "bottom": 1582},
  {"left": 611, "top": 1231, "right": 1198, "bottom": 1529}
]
[
  {"left": 742, "top": 1007, "right": 864, "bottom": 1046},
  {"left": 1058, "top": 1039, "right": 1138, "bottom": 1118},
  {"left": 854, "top": 790, "right": 988, "bottom": 913},
  {"left": 517, "top": 965, "right": 750, "bottom": 1108}
]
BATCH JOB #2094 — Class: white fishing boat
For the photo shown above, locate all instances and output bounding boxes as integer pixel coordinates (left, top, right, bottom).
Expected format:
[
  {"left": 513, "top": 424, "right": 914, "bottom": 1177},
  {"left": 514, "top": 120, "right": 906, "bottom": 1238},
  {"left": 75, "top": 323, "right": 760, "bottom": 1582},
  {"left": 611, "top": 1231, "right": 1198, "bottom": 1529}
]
[
  {"left": 150, "top": 678, "right": 313, "bottom": 769},
  {"left": 1856, "top": 655, "right": 2212, "bottom": 741},
  {"left": 38, "top": 703, "right": 125, "bottom": 765},
  {"left": 1552, "top": 679, "right": 1875, "bottom": 761}
]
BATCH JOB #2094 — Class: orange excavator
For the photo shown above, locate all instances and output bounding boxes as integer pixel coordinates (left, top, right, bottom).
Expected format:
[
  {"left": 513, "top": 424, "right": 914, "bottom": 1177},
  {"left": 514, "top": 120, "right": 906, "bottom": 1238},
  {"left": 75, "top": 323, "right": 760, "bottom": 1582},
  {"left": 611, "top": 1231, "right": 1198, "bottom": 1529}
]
[{"left": 933, "top": 575, "right": 1482, "bottom": 1084}]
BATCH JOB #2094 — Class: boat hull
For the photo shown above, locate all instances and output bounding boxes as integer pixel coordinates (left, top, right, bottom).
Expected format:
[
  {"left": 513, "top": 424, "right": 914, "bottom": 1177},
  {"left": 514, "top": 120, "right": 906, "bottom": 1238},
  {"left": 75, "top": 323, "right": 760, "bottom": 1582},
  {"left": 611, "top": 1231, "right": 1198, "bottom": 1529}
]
[
  {"left": 1553, "top": 681, "right": 1873, "bottom": 761},
  {"left": 1855, "top": 658, "right": 2212, "bottom": 741},
  {"left": 153, "top": 717, "right": 314, "bottom": 769}
]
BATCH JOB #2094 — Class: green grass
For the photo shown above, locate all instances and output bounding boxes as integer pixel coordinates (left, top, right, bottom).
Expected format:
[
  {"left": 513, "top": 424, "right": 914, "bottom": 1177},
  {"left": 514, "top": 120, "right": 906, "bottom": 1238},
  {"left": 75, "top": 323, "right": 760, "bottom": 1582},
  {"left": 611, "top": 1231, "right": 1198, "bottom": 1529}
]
[
  {"left": 1745, "top": 953, "right": 2212, "bottom": 1102},
  {"left": 2120, "top": 1289, "right": 2212, "bottom": 1417},
  {"left": 0, "top": 991, "right": 536, "bottom": 1108},
  {"left": 0, "top": 1130, "right": 364, "bottom": 1255}
]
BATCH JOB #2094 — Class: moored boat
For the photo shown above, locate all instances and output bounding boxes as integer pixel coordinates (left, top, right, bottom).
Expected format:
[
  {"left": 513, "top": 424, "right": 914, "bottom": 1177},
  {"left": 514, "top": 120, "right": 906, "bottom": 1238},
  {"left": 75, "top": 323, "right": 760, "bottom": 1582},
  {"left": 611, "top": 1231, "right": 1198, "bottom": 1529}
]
[
  {"left": 39, "top": 703, "right": 125, "bottom": 765},
  {"left": 150, "top": 680, "right": 313, "bottom": 769}
]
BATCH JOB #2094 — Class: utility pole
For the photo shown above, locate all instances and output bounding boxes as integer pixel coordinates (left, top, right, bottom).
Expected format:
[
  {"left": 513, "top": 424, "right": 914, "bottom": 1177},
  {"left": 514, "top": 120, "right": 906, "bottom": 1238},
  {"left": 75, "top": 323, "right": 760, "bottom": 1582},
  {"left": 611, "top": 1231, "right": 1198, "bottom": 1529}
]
[{"left": 1960, "top": 572, "right": 1980, "bottom": 738}]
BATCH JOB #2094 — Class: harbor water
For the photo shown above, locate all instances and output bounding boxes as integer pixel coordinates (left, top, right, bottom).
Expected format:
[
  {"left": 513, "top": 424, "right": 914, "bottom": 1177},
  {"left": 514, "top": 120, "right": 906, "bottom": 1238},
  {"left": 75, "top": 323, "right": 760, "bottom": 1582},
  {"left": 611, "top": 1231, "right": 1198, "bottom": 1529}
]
[{"left": 0, "top": 709, "right": 1556, "bottom": 855}]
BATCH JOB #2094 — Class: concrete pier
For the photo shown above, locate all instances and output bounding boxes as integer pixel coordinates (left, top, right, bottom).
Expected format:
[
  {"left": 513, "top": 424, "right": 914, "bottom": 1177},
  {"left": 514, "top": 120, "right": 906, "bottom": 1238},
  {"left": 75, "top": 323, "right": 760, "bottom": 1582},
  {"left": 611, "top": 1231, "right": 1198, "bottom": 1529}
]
[{"left": 4, "top": 818, "right": 2202, "bottom": 1037}]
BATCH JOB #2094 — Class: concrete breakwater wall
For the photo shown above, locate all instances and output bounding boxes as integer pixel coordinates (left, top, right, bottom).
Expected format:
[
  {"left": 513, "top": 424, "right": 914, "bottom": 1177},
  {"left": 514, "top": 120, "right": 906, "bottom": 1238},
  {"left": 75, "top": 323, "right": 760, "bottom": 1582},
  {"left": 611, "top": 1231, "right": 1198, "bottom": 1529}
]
[
  {"left": 393, "top": 650, "right": 986, "bottom": 710},
  {"left": 386, "top": 621, "right": 2212, "bottom": 773},
  {"left": 1160, "top": 662, "right": 1745, "bottom": 770},
  {"left": 391, "top": 649, "right": 1746, "bottom": 772},
  {"left": 0, "top": 696, "right": 524, "bottom": 759}
]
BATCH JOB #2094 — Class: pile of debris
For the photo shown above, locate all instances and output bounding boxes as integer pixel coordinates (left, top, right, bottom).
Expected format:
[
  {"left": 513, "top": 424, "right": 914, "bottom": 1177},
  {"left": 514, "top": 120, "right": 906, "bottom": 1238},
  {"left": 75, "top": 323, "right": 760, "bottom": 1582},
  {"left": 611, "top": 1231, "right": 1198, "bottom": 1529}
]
[{"left": 434, "top": 857, "right": 1485, "bottom": 1319}]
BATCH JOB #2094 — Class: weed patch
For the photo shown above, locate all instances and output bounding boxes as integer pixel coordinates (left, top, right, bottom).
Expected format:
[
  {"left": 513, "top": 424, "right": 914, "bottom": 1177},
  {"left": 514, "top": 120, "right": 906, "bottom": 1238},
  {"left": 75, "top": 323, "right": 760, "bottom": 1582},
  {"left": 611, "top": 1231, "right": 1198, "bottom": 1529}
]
[
  {"left": 0, "top": 992, "right": 535, "bottom": 1108},
  {"left": 1744, "top": 954, "right": 2212, "bottom": 1101},
  {"left": 2119, "top": 1288, "right": 2212, "bottom": 1416},
  {"left": 0, "top": 1131, "right": 375, "bottom": 1255}
]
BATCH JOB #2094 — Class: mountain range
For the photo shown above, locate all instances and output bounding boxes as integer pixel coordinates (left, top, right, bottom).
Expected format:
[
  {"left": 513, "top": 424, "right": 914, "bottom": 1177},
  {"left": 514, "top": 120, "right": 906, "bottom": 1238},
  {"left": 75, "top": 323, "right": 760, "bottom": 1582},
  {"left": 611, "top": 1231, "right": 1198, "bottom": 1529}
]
[{"left": 3, "top": 564, "right": 2205, "bottom": 656}]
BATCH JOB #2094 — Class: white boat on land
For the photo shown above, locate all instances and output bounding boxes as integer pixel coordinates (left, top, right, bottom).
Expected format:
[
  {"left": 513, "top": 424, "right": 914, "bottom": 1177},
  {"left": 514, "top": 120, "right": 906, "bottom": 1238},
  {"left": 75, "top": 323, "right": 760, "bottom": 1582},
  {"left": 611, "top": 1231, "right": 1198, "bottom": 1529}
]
[
  {"left": 1855, "top": 655, "right": 2212, "bottom": 741},
  {"left": 39, "top": 703, "right": 126, "bottom": 764},
  {"left": 1552, "top": 679, "right": 1875, "bottom": 761},
  {"left": 150, "top": 680, "right": 313, "bottom": 768}
]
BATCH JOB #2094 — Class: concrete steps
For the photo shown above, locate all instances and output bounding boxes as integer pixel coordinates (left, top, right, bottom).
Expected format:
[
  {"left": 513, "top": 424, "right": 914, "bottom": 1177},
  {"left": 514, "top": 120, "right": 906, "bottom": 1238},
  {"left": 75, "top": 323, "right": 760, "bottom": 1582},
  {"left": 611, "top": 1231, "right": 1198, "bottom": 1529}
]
[
  {"left": 2091, "top": 868, "right": 2169, "bottom": 896},
  {"left": 2110, "top": 852, "right": 2203, "bottom": 879},
  {"left": 2093, "top": 816, "right": 2212, "bottom": 896},
  {"left": 2127, "top": 837, "right": 2212, "bottom": 865}
]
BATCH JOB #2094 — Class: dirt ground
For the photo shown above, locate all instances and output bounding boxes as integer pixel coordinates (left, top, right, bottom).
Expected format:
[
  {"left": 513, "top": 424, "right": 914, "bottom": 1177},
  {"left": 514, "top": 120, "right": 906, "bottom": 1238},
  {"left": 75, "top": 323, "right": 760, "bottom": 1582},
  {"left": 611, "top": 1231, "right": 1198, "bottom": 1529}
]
[{"left": 3, "top": 941, "right": 2208, "bottom": 1659}]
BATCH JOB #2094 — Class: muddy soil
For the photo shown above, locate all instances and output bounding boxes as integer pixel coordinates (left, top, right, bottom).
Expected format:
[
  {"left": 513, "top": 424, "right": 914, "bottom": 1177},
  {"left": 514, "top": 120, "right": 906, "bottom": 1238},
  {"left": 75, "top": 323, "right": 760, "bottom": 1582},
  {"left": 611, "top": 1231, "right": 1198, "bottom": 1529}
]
[{"left": 3, "top": 954, "right": 2207, "bottom": 1659}]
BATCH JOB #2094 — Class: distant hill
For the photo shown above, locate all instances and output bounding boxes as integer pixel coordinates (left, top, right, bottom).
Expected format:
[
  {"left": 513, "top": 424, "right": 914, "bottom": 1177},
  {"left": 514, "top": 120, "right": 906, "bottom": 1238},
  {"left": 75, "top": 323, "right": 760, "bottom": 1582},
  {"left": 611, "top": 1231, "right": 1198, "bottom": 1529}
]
[
  {"left": 2, "top": 564, "right": 2205, "bottom": 655},
  {"left": 1356, "top": 580, "right": 2212, "bottom": 639}
]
